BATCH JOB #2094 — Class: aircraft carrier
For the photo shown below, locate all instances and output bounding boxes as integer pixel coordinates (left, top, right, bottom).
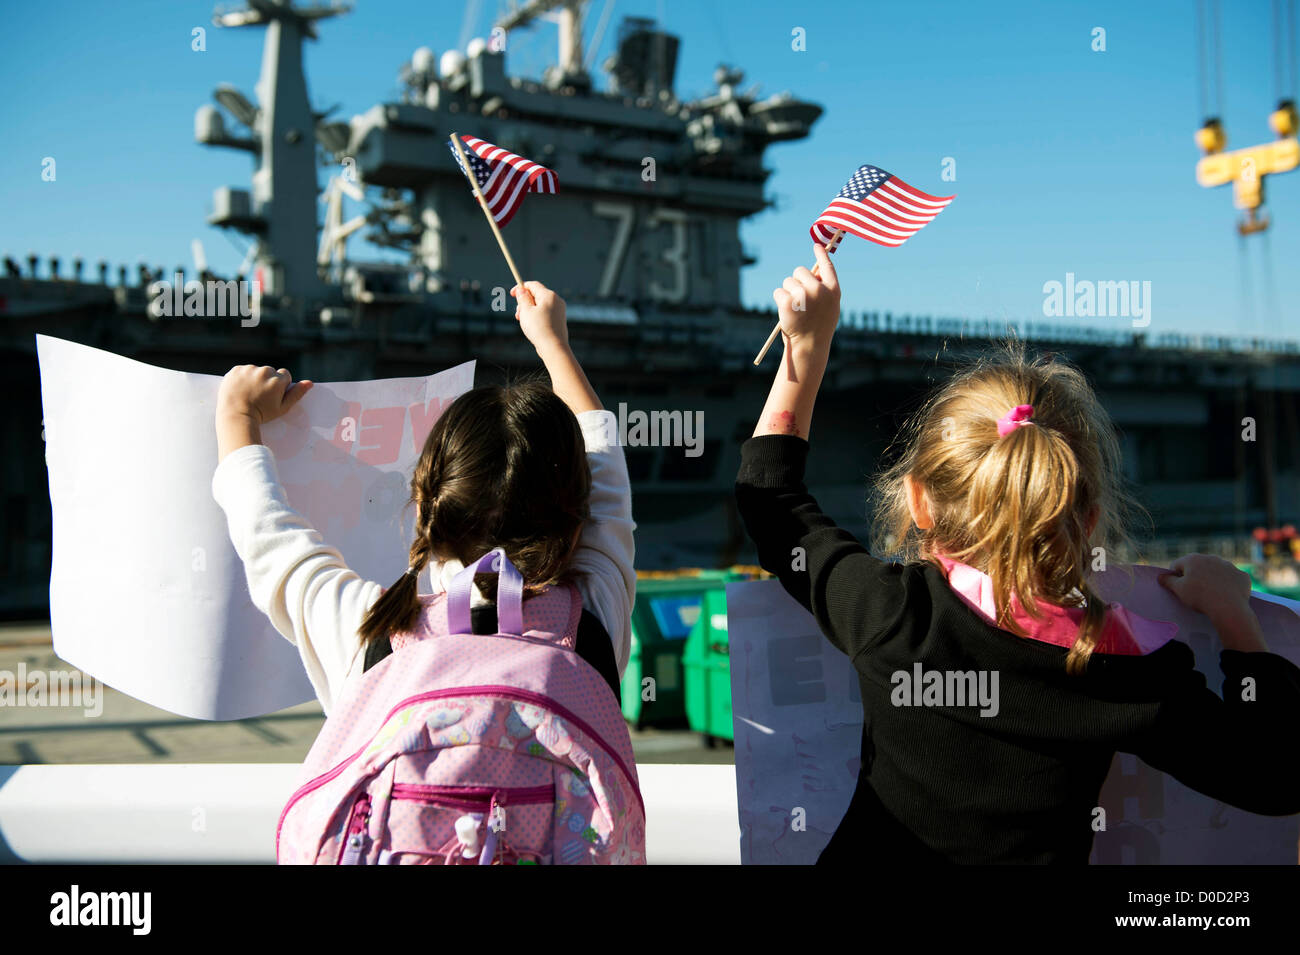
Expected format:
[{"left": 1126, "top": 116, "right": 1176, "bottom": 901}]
[{"left": 3, "top": 0, "right": 1300, "bottom": 617}]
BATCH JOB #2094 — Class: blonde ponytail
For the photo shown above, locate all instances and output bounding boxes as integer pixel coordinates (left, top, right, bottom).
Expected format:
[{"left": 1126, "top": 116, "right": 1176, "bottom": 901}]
[{"left": 872, "top": 341, "right": 1146, "bottom": 674}]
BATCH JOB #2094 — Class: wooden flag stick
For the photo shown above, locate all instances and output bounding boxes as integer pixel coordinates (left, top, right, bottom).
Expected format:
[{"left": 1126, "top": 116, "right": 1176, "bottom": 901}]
[
  {"left": 752, "top": 228, "right": 845, "bottom": 365},
  {"left": 449, "top": 131, "right": 534, "bottom": 305}
]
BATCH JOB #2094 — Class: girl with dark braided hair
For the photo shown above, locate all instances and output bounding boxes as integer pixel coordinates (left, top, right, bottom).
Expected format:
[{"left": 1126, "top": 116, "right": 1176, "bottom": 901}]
[{"left": 212, "top": 281, "right": 634, "bottom": 713}]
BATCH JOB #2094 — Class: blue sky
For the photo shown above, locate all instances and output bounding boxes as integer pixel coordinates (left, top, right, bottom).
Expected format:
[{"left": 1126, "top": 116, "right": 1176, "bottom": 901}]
[{"left": 2, "top": 0, "right": 1296, "bottom": 339}]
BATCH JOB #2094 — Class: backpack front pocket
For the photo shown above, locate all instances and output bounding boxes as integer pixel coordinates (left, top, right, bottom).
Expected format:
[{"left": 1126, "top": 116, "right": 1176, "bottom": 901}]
[{"left": 380, "top": 784, "right": 555, "bottom": 864}]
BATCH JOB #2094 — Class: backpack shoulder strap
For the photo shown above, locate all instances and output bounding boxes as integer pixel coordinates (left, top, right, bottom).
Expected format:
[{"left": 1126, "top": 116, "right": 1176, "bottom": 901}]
[
  {"left": 517, "top": 583, "right": 582, "bottom": 650},
  {"left": 362, "top": 633, "right": 392, "bottom": 673},
  {"left": 370, "top": 548, "right": 580, "bottom": 663},
  {"left": 574, "top": 608, "right": 621, "bottom": 703},
  {"left": 379, "top": 585, "right": 581, "bottom": 654},
  {"left": 362, "top": 593, "right": 439, "bottom": 672}
]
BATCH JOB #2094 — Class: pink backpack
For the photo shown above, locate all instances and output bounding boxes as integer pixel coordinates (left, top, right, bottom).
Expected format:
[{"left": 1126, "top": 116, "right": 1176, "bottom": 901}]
[{"left": 277, "top": 549, "right": 646, "bottom": 864}]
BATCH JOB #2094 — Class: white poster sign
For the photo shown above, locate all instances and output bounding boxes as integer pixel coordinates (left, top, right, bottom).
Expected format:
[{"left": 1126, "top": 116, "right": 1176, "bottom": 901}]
[{"left": 37, "top": 335, "right": 474, "bottom": 721}]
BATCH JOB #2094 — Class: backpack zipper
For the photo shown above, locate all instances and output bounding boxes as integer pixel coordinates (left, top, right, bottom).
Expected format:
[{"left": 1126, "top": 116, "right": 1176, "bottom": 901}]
[
  {"left": 390, "top": 783, "right": 555, "bottom": 809},
  {"left": 336, "top": 792, "right": 372, "bottom": 865},
  {"left": 279, "top": 685, "right": 643, "bottom": 855}
]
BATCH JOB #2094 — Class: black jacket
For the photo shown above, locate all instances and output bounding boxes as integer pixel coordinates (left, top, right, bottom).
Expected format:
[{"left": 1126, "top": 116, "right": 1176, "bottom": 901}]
[{"left": 735, "top": 434, "right": 1300, "bottom": 863}]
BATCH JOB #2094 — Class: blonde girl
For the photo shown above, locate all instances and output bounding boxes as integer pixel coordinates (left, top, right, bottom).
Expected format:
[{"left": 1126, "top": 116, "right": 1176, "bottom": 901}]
[{"left": 736, "top": 244, "right": 1300, "bottom": 863}]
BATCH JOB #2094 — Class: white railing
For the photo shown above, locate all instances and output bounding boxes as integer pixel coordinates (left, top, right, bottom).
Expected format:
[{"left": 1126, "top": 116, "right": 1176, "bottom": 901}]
[{"left": 0, "top": 763, "right": 740, "bottom": 865}]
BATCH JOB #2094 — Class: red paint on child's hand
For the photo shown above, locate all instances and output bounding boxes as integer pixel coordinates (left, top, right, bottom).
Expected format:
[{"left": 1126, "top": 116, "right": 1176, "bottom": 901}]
[{"left": 769, "top": 411, "right": 802, "bottom": 436}]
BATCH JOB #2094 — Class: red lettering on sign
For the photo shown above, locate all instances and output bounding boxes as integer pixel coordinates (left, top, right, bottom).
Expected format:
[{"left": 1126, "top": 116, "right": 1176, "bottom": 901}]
[
  {"left": 409, "top": 397, "right": 448, "bottom": 454},
  {"left": 357, "top": 406, "right": 405, "bottom": 466}
]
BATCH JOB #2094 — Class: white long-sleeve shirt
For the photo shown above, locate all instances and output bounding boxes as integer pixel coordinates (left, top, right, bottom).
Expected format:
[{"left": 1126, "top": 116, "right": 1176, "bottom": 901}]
[{"left": 211, "top": 408, "right": 636, "bottom": 714}]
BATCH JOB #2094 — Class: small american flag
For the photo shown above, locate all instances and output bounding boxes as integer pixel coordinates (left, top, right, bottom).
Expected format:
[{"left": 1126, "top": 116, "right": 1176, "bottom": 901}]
[
  {"left": 448, "top": 134, "right": 559, "bottom": 228},
  {"left": 811, "top": 165, "right": 954, "bottom": 248}
]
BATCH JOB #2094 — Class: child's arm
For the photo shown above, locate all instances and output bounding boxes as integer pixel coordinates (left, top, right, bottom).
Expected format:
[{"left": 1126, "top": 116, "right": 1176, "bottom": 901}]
[
  {"left": 512, "top": 281, "right": 636, "bottom": 674},
  {"left": 1122, "top": 555, "right": 1300, "bottom": 815},
  {"left": 1123, "top": 643, "right": 1300, "bottom": 815},
  {"left": 737, "top": 249, "right": 919, "bottom": 661},
  {"left": 212, "top": 365, "right": 379, "bottom": 713},
  {"left": 752, "top": 243, "right": 839, "bottom": 441},
  {"left": 565, "top": 411, "right": 636, "bottom": 675},
  {"left": 511, "top": 281, "right": 600, "bottom": 414}
]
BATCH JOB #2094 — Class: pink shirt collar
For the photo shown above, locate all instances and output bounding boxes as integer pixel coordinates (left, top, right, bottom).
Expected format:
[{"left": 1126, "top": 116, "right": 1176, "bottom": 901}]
[{"left": 933, "top": 554, "right": 1177, "bottom": 656}]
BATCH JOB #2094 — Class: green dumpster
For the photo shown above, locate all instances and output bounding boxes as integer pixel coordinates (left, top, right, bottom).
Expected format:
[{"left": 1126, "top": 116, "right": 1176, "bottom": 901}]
[
  {"left": 683, "top": 587, "right": 734, "bottom": 744},
  {"left": 620, "top": 573, "right": 733, "bottom": 728}
]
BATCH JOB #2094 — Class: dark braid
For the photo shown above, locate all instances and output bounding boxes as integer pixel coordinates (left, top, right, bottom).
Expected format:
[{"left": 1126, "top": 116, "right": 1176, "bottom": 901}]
[{"left": 356, "top": 379, "right": 590, "bottom": 647}]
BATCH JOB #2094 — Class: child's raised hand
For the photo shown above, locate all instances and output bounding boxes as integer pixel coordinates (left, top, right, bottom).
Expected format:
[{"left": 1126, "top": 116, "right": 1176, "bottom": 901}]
[
  {"left": 217, "top": 365, "right": 313, "bottom": 424},
  {"left": 1158, "top": 554, "right": 1268, "bottom": 653},
  {"left": 1158, "top": 554, "right": 1253, "bottom": 622},
  {"left": 772, "top": 243, "right": 841, "bottom": 348},
  {"left": 511, "top": 281, "right": 568, "bottom": 352}
]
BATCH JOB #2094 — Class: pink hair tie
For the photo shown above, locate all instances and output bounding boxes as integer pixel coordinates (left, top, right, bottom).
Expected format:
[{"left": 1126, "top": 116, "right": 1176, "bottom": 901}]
[{"left": 996, "top": 404, "right": 1035, "bottom": 437}]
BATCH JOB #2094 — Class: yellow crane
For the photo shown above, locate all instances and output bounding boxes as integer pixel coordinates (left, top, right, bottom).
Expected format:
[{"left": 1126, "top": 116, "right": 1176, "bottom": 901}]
[{"left": 1195, "top": 0, "right": 1298, "bottom": 234}]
